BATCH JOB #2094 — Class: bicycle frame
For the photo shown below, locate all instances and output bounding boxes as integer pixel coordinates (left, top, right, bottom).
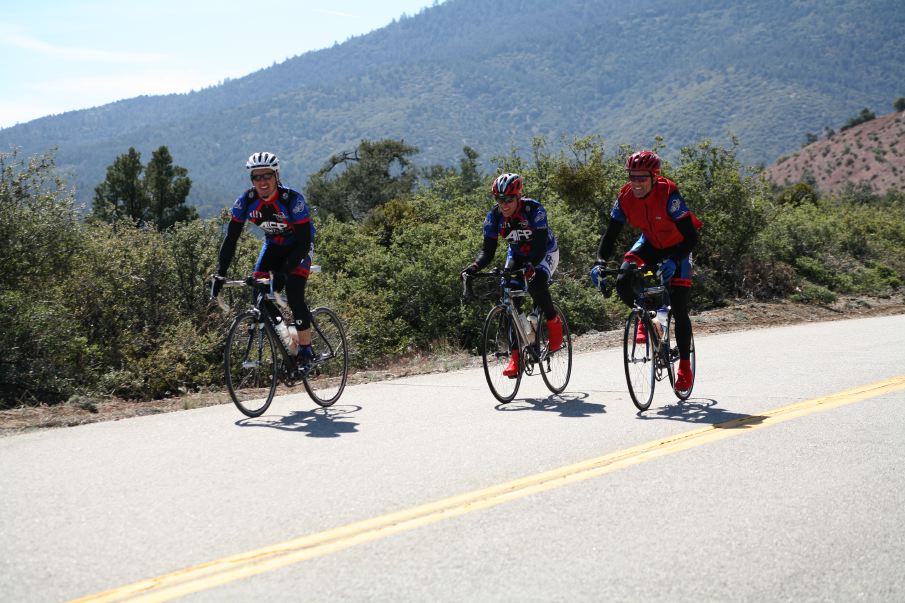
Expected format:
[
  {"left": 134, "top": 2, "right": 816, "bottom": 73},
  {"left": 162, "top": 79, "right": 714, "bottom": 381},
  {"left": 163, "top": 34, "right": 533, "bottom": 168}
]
[
  {"left": 219, "top": 277, "right": 297, "bottom": 372},
  {"left": 215, "top": 273, "right": 350, "bottom": 413},
  {"left": 468, "top": 268, "right": 542, "bottom": 366},
  {"left": 598, "top": 261, "right": 682, "bottom": 410},
  {"left": 463, "top": 266, "right": 573, "bottom": 403}
]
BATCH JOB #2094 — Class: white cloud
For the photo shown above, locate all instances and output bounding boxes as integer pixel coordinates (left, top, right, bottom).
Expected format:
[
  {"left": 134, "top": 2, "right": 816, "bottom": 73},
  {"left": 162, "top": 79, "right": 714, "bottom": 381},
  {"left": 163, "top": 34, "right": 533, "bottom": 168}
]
[
  {"left": 0, "top": 24, "right": 164, "bottom": 64},
  {"left": 29, "top": 71, "right": 221, "bottom": 97},
  {"left": 313, "top": 9, "right": 362, "bottom": 19},
  {"left": 0, "top": 99, "right": 61, "bottom": 127},
  {"left": 0, "top": 71, "right": 225, "bottom": 127}
]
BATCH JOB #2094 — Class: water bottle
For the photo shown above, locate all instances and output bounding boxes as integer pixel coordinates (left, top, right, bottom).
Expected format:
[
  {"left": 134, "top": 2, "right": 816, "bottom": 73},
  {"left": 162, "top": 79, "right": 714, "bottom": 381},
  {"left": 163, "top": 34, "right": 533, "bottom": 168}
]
[
  {"left": 519, "top": 312, "right": 532, "bottom": 340},
  {"left": 275, "top": 319, "right": 295, "bottom": 354},
  {"left": 287, "top": 324, "right": 299, "bottom": 356},
  {"left": 656, "top": 307, "right": 669, "bottom": 336},
  {"left": 527, "top": 313, "right": 538, "bottom": 344}
]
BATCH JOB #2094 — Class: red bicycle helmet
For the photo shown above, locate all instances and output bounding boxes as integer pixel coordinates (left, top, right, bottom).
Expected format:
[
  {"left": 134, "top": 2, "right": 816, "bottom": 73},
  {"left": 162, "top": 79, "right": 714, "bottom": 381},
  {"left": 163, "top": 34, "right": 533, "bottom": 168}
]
[
  {"left": 491, "top": 173, "right": 523, "bottom": 198},
  {"left": 625, "top": 150, "right": 661, "bottom": 174}
]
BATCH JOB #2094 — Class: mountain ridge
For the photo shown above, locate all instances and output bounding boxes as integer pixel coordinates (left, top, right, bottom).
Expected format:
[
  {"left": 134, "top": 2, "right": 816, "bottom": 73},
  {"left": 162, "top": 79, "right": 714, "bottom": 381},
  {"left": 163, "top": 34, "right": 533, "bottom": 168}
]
[{"left": 1, "top": 0, "right": 903, "bottom": 214}]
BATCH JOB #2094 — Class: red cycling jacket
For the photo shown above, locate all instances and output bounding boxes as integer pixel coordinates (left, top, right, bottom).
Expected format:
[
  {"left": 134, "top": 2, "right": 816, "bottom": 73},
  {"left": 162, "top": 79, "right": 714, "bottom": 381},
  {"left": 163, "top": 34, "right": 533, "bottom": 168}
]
[{"left": 616, "top": 176, "right": 702, "bottom": 249}]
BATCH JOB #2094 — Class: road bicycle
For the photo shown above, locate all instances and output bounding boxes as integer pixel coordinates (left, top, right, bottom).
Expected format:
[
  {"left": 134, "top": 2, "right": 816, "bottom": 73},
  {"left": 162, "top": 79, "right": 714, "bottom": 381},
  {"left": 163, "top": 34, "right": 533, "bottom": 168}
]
[
  {"left": 462, "top": 267, "right": 572, "bottom": 403},
  {"left": 596, "top": 262, "right": 696, "bottom": 411},
  {"left": 212, "top": 273, "right": 349, "bottom": 416}
]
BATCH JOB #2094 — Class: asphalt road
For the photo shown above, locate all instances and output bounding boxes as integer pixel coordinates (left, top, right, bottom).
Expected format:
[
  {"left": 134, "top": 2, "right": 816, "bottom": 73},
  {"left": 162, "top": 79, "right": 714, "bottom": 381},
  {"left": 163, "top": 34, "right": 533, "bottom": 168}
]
[{"left": 2, "top": 314, "right": 904, "bottom": 602}]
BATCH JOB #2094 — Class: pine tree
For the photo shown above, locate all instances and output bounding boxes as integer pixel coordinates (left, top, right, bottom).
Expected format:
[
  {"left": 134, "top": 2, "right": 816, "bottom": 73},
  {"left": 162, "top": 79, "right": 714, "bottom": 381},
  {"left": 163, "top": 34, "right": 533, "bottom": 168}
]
[
  {"left": 92, "top": 147, "right": 146, "bottom": 224},
  {"left": 92, "top": 146, "right": 196, "bottom": 229},
  {"left": 305, "top": 139, "right": 420, "bottom": 221},
  {"left": 144, "top": 146, "right": 196, "bottom": 229}
]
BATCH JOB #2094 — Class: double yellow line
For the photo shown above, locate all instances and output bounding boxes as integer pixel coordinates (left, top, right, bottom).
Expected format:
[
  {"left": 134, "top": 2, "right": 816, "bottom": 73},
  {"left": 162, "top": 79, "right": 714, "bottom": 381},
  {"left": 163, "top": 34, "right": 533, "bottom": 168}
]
[{"left": 75, "top": 376, "right": 905, "bottom": 602}]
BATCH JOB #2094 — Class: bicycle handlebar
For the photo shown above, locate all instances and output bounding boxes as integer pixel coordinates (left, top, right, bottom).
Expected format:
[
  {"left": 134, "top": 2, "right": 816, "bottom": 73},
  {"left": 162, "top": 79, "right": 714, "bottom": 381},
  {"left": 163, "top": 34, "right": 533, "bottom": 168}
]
[
  {"left": 598, "top": 260, "right": 666, "bottom": 278},
  {"left": 210, "top": 275, "right": 288, "bottom": 314},
  {"left": 466, "top": 267, "right": 527, "bottom": 280},
  {"left": 461, "top": 267, "right": 527, "bottom": 302}
]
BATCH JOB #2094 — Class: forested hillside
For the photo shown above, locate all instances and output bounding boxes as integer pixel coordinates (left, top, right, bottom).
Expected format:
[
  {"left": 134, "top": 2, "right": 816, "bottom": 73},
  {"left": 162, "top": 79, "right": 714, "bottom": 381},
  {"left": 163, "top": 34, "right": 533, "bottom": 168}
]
[{"left": 1, "top": 0, "right": 903, "bottom": 215}]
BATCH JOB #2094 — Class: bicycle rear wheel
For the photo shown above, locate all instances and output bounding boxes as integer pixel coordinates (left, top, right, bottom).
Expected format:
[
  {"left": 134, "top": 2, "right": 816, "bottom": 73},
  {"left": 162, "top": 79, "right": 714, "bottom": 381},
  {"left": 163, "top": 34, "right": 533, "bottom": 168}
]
[
  {"left": 225, "top": 311, "right": 278, "bottom": 417},
  {"left": 303, "top": 307, "right": 349, "bottom": 407},
  {"left": 482, "top": 305, "right": 521, "bottom": 403},
  {"left": 667, "top": 311, "right": 696, "bottom": 400},
  {"left": 624, "top": 310, "right": 655, "bottom": 411},
  {"left": 538, "top": 303, "right": 572, "bottom": 394}
]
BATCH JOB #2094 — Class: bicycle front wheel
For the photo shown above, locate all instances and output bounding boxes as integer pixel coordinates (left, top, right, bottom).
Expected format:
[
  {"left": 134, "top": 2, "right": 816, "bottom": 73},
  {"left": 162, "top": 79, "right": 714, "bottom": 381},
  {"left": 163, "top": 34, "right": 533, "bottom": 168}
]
[
  {"left": 667, "top": 311, "right": 696, "bottom": 400},
  {"left": 538, "top": 303, "right": 572, "bottom": 394},
  {"left": 303, "top": 307, "right": 349, "bottom": 407},
  {"left": 482, "top": 305, "right": 521, "bottom": 403},
  {"left": 624, "top": 310, "right": 655, "bottom": 411},
  {"left": 225, "top": 311, "right": 279, "bottom": 417}
]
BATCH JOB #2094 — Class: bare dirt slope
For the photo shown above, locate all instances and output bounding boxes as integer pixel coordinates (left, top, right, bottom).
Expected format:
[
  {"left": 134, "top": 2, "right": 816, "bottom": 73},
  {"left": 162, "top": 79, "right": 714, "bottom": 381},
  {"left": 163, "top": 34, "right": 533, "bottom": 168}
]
[
  {"left": 764, "top": 110, "right": 905, "bottom": 196},
  {"left": 2, "top": 295, "right": 903, "bottom": 437}
]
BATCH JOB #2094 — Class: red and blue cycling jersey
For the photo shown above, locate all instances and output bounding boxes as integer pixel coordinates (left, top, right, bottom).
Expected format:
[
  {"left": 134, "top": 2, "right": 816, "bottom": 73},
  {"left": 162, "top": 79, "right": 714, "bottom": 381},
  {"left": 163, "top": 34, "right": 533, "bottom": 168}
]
[
  {"left": 481, "top": 198, "right": 558, "bottom": 262},
  {"left": 230, "top": 187, "right": 314, "bottom": 246}
]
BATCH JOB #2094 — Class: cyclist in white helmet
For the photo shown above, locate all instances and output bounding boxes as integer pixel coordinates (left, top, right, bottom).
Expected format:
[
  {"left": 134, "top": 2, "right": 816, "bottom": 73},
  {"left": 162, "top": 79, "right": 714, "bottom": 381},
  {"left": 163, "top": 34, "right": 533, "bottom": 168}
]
[{"left": 211, "top": 152, "right": 317, "bottom": 369}]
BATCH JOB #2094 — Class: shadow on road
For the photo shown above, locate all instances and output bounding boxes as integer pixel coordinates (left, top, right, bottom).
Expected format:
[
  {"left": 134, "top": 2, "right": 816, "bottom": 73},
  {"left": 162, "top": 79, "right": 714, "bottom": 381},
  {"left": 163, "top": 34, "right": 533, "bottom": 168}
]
[
  {"left": 637, "top": 398, "right": 766, "bottom": 428},
  {"left": 495, "top": 392, "right": 606, "bottom": 418},
  {"left": 236, "top": 404, "right": 362, "bottom": 437}
]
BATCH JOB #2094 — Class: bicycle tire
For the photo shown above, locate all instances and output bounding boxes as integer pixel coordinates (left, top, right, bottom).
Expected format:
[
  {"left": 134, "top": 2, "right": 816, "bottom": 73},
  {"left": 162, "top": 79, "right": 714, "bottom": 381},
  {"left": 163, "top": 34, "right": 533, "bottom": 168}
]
[
  {"left": 225, "top": 311, "right": 279, "bottom": 417},
  {"left": 666, "top": 310, "right": 696, "bottom": 400},
  {"left": 624, "top": 310, "right": 655, "bottom": 411},
  {"left": 482, "top": 305, "right": 521, "bottom": 403},
  {"left": 303, "top": 307, "right": 349, "bottom": 407},
  {"left": 538, "top": 303, "right": 572, "bottom": 394}
]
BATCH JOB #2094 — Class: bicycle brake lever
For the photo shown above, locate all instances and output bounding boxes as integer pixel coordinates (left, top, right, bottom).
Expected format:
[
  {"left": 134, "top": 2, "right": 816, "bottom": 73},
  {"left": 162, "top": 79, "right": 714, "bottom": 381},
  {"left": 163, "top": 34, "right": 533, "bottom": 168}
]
[{"left": 461, "top": 274, "right": 475, "bottom": 301}]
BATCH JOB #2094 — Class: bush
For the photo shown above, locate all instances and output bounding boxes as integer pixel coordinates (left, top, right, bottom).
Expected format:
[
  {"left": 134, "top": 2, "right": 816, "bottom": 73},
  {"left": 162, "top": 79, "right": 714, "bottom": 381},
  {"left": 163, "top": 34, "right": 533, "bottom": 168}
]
[
  {"left": 790, "top": 283, "right": 837, "bottom": 305},
  {"left": 4, "top": 136, "right": 903, "bottom": 408},
  {"left": 674, "top": 138, "right": 772, "bottom": 301}
]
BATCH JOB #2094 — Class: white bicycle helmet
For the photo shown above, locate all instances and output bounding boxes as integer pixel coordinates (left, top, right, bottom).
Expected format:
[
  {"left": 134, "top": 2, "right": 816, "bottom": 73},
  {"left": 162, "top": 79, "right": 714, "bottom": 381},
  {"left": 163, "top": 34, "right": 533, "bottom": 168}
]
[{"left": 245, "top": 151, "right": 280, "bottom": 171}]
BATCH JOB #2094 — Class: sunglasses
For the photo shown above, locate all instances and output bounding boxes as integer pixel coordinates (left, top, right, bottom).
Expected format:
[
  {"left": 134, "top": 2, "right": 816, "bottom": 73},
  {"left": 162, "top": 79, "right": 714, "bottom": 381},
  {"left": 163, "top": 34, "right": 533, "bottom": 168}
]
[
  {"left": 496, "top": 195, "right": 519, "bottom": 205},
  {"left": 250, "top": 172, "right": 275, "bottom": 182},
  {"left": 628, "top": 174, "right": 651, "bottom": 182}
]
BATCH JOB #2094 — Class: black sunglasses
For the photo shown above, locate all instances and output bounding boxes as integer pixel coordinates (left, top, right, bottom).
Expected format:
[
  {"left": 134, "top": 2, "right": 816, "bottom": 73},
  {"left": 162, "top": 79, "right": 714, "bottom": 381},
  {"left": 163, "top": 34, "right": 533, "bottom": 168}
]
[
  {"left": 495, "top": 195, "right": 519, "bottom": 205},
  {"left": 251, "top": 172, "right": 275, "bottom": 182},
  {"left": 628, "top": 174, "right": 651, "bottom": 182}
]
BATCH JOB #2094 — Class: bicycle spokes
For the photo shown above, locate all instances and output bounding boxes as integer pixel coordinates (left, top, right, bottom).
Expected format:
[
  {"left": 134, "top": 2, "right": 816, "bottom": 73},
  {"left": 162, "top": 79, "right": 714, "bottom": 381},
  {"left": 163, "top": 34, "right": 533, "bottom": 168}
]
[
  {"left": 538, "top": 303, "right": 571, "bottom": 394},
  {"left": 225, "top": 313, "right": 278, "bottom": 417},
  {"left": 302, "top": 307, "right": 349, "bottom": 407},
  {"left": 624, "top": 312, "right": 655, "bottom": 411},
  {"left": 482, "top": 306, "right": 521, "bottom": 403}
]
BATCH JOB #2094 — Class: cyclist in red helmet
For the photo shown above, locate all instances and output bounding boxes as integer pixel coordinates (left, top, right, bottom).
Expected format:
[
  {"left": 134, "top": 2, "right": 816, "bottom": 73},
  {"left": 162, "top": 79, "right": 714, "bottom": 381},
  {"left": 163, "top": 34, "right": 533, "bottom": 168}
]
[
  {"left": 462, "top": 172, "right": 563, "bottom": 378},
  {"left": 592, "top": 151, "right": 701, "bottom": 390}
]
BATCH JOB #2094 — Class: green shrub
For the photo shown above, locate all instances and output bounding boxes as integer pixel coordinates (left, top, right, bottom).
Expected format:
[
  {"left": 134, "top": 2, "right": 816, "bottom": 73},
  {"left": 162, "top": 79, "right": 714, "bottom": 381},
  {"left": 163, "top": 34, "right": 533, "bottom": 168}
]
[
  {"left": 790, "top": 283, "right": 837, "bottom": 305},
  {"left": 4, "top": 137, "right": 903, "bottom": 408}
]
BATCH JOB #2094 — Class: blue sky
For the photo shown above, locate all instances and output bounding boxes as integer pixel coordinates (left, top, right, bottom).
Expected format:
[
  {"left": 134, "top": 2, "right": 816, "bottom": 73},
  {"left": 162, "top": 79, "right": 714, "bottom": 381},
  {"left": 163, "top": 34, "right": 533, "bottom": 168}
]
[{"left": 0, "top": 1, "right": 441, "bottom": 129}]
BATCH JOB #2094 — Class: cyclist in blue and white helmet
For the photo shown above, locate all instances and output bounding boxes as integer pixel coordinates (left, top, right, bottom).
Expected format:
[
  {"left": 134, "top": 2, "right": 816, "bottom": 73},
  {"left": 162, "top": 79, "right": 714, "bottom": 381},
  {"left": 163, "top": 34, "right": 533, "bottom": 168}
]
[
  {"left": 246, "top": 151, "right": 280, "bottom": 178},
  {"left": 461, "top": 172, "right": 564, "bottom": 378},
  {"left": 211, "top": 152, "right": 318, "bottom": 372}
]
